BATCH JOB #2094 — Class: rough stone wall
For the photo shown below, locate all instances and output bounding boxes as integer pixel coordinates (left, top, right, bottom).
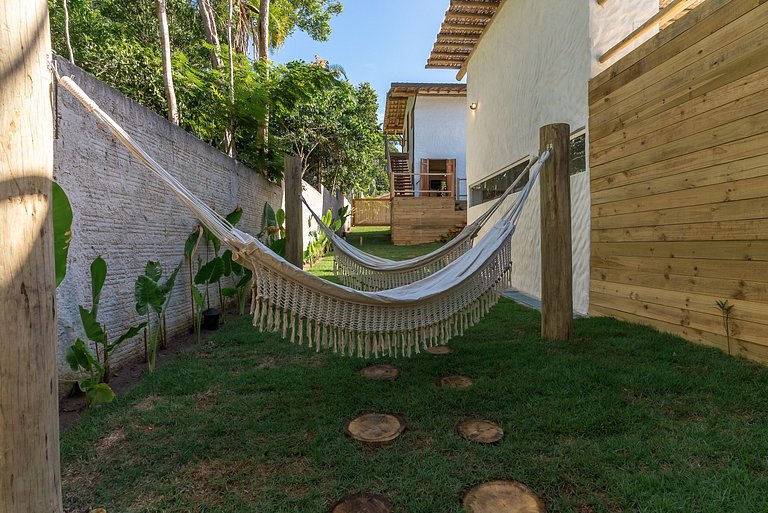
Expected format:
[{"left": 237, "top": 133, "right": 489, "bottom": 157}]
[{"left": 53, "top": 58, "right": 283, "bottom": 382}]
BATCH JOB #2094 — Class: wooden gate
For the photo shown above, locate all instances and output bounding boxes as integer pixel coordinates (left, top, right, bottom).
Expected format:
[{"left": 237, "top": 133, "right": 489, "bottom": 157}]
[
  {"left": 352, "top": 198, "right": 391, "bottom": 226},
  {"left": 589, "top": 0, "right": 768, "bottom": 363}
]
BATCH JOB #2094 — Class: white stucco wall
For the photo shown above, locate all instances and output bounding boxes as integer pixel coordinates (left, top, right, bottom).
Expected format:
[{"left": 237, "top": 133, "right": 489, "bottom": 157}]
[
  {"left": 463, "top": 0, "right": 662, "bottom": 315},
  {"left": 590, "top": 0, "right": 660, "bottom": 76},
  {"left": 413, "top": 95, "right": 468, "bottom": 198},
  {"left": 465, "top": 0, "right": 591, "bottom": 313}
]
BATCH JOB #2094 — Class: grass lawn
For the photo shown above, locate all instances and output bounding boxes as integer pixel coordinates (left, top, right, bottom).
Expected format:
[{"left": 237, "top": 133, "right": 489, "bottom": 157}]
[{"left": 61, "top": 228, "right": 768, "bottom": 513}]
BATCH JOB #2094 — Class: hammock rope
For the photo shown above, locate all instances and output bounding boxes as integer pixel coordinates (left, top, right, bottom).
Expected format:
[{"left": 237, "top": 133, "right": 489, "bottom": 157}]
[
  {"left": 56, "top": 72, "right": 548, "bottom": 358},
  {"left": 302, "top": 158, "right": 540, "bottom": 291}
]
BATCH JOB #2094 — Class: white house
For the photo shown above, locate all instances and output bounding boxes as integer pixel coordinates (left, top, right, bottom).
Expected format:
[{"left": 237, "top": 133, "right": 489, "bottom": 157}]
[
  {"left": 382, "top": 83, "right": 469, "bottom": 245},
  {"left": 426, "top": 0, "right": 702, "bottom": 314}
]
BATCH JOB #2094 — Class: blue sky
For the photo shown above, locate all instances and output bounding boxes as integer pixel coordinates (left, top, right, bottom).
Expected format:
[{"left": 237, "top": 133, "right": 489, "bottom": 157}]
[{"left": 272, "top": 0, "right": 465, "bottom": 117}]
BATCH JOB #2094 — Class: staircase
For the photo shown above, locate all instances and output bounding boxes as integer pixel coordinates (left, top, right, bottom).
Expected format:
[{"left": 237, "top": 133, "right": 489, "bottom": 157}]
[{"left": 389, "top": 153, "right": 413, "bottom": 196}]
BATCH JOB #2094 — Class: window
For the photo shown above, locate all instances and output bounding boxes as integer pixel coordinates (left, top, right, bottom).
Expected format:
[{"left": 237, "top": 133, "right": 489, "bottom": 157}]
[
  {"left": 470, "top": 157, "right": 531, "bottom": 206},
  {"left": 570, "top": 130, "right": 587, "bottom": 175}
]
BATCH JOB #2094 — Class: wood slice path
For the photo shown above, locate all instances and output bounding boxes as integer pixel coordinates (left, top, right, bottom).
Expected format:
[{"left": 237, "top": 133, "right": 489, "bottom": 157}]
[
  {"left": 435, "top": 375, "right": 474, "bottom": 388},
  {"left": 345, "top": 413, "right": 405, "bottom": 444},
  {"left": 330, "top": 492, "right": 393, "bottom": 513},
  {"left": 458, "top": 420, "right": 504, "bottom": 444},
  {"left": 360, "top": 364, "right": 400, "bottom": 381},
  {"left": 464, "top": 481, "right": 545, "bottom": 513},
  {"left": 426, "top": 346, "right": 452, "bottom": 355}
]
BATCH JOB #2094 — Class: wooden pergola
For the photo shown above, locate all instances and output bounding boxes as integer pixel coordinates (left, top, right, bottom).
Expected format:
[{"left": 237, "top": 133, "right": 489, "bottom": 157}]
[{"left": 426, "top": 0, "right": 502, "bottom": 80}]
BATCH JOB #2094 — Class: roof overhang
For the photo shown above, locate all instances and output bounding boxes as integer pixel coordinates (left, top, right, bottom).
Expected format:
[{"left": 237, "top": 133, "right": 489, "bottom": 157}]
[
  {"left": 426, "top": 0, "right": 504, "bottom": 80},
  {"left": 383, "top": 83, "right": 467, "bottom": 135}
]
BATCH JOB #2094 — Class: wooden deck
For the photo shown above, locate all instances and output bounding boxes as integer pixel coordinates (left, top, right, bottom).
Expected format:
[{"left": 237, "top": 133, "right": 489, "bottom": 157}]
[{"left": 390, "top": 197, "right": 467, "bottom": 246}]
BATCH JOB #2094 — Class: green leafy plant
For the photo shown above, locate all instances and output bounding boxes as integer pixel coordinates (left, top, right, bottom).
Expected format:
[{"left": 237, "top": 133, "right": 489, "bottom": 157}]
[
  {"left": 52, "top": 181, "right": 73, "bottom": 286},
  {"left": 221, "top": 249, "right": 253, "bottom": 316},
  {"left": 259, "top": 202, "right": 286, "bottom": 257},
  {"left": 135, "top": 260, "right": 181, "bottom": 372},
  {"left": 190, "top": 254, "right": 225, "bottom": 345},
  {"left": 66, "top": 256, "right": 146, "bottom": 406},
  {"left": 304, "top": 207, "right": 347, "bottom": 266},
  {"left": 715, "top": 299, "right": 736, "bottom": 356}
]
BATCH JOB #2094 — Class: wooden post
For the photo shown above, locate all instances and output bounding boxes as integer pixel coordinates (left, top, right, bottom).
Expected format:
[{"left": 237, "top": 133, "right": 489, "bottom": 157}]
[
  {"left": 0, "top": 2, "right": 64, "bottom": 512},
  {"left": 284, "top": 156, "right": 304, "bottom": 267},
  {"left": 539, "top": 123, "right": 573, "bottom": 341}
]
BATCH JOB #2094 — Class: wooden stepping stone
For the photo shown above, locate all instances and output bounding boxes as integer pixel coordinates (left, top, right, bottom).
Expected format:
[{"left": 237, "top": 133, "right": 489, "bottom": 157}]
[
  {"left": 436, "top": 375, "right": 474, "bottom": 388},
  {"left": 464, "top": 481, "right": 545, "bottom": 513},
  {"left": 345, "top": 413, "right": 405, "bottom": 444},
  {"left": 458, "top": 419, "right": 504, "bottom": 444},
  {"left": 330, "top": 492, "right": 392, "bottom": 513},
  {"left": 360, "top": 364, "right": 400, "bottom": 381},
  {"left": 426, "top": 345, "right": 452, "bottom": 355}
]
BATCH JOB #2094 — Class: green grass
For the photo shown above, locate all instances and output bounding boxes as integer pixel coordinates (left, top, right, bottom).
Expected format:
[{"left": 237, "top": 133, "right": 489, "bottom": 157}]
[{"left": 61, "top": 228, "right": 768, "bottom": 513}]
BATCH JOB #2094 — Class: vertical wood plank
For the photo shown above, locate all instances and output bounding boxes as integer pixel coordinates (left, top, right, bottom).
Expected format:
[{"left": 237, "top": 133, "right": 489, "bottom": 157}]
[
  {"left": 0, "top": 1, "right": 63, "bottom": 511},
  {"left": 539, "top": 123, "right": 574, "bottom": 341},
  {"left": 284, "top": 156, "right": 303, "bottom": 267}
]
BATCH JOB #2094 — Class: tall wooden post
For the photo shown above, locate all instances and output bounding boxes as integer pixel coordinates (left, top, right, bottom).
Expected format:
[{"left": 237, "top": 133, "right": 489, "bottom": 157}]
[
  {"left": 0, "top": 2, "right": 64, "bottom": 512},
  {"left": 539, "top": 123, "right": 573, "bottom": 341},
  {"left": 284, "top": 156, "right": 304, "bottom": 267}
]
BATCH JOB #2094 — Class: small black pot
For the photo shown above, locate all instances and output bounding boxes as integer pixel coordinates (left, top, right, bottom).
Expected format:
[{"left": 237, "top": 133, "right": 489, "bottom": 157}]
[{"left": 202, "top": 308, "right": 220, "bottom": 331}]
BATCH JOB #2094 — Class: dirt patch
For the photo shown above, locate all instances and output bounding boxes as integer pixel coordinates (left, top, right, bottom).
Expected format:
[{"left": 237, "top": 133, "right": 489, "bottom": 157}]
[
  {"left": 194, "top": 389, "right": 220, "bottom": 410},
  {"left": 134, "top": 394, "right": 158, "bottom": 412},
  {"left": 60, "top": 329, "right": 208, "bottom": 432},
  {"left": 96, "top": 427, "right": 126, "bottom": 458}
]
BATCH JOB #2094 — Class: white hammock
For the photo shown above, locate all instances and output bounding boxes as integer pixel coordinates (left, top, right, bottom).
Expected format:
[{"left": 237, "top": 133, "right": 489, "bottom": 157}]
[
  {"left": 57, "top": 73, "right": 547, "bottom": 357},
  {"left": 303, "top": 160, "right": 539, "bottom": 291}
]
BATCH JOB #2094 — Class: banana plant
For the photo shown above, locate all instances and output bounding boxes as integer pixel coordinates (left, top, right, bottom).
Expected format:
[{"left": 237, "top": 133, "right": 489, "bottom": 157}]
[
  {"left": 66, "top": 256, "right": 146, "bottom": 406},
  {"left": 186, "top": 205, "right": 243, "bottom": 322},
  {"left": 135, "top": 260, "right": 181, "bottom": 372},
  {"left": 52, "top": 181, "right": 73, "bottom": 286},
  {"left": 221, "top": 249, "right": 253, "bottom": 316},
  {"left": 258, "top": 202, "right": 286, "bottom": 257},
  {"left": 191, "top": 255, "right": 225, "bottom": 344}
]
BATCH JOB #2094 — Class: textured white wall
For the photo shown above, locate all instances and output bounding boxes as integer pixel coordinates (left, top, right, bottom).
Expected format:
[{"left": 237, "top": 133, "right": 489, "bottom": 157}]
[
  {"left": 470, "top": 173, "right": 591, "bottom": 315},
  {"left": 590, "top": 0, "right": 660, "bottom": 76},
  {"left": 54, "top": 59, "right": 283, "bottom": 381},
  {"left": 299, "top": 181, "right": 351, "bottom": 253},
  {"left": 413, "top": 95, "right": 467, "bottom": 197},
  {"left": 465, "top": 0, "right": 591, "bottom": 312},
  {"left": 464, "top": 0, "right": 659, "bottom": 315}
]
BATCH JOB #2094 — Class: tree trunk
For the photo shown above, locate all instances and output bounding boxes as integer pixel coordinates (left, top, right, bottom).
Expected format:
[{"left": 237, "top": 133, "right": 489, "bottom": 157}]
[
  {"left": 198, "top": 0, "right": 222, "bottom": 69},
  {"left": 0, "top": 2, "right": 64, "bottom": 512},
  {"left": 155, "top": 0, "right": 179, "bottom": 125},
  {"left": 258, "top": 0, "right": 270, "bottom": 150},
  {"left": 62, "top": 0, "right": 74, "bottom": 64},
  {"left": 225, "top": 0, "right": 236, "bottom": 157}
]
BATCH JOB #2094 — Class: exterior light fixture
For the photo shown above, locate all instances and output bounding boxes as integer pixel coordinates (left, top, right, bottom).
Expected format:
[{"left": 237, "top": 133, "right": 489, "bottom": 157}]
[{"left": 469, "top": 102, "right": 478, "bottom": 110}]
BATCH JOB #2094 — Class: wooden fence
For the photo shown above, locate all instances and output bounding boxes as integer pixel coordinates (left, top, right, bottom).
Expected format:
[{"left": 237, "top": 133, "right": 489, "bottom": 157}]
[
  {"left": 588, "top": 0, "right": 768, "bottom": 364},
  {"left": 352, "top": 198, "right": 391, "bottom": 226}
]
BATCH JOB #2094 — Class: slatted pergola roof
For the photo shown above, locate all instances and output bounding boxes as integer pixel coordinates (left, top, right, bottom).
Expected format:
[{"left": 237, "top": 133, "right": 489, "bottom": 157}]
[
  {"left": 426, "top": 0, "right": 502, "bottom": 79},
  {"left": 383, "top": 83, "right": 467, "bottom": 135}
]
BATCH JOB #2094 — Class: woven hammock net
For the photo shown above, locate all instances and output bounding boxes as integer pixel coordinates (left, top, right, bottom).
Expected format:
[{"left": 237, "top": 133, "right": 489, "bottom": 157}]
[
  {"left": 304, "top": 159, "right": 540, "bottom": 291},
  {"left": 57, "top": 73, "right": 547, "bottom": 358}
]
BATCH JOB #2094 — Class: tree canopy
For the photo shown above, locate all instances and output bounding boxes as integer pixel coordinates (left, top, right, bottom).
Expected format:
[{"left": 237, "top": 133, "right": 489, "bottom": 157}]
[{"left": 48, "top": 0, "right": 387, "bottom": 193}]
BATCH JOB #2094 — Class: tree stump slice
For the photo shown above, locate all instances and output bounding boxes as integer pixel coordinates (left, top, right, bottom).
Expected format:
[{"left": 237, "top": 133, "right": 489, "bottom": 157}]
[
  {"left": 360, "top": 364, "right": 400, "bottom": 381},
  {"left": 426, "top": 346, "right": 452, "bottom": 355},
  {"left": 345, "top": 413, "right": 405, "bottom": 444},
  {"left": 458, "top": 420, "right": 504, "bottom": 444},
  {"left": 330, "top": 492, "right": 393, "bottom": 513},
  {"left": 436, "top": 375, "right": 474, "bottom": 389},
  {"left": 463, "top": 481, "right": 545, "bottom": 513}
]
